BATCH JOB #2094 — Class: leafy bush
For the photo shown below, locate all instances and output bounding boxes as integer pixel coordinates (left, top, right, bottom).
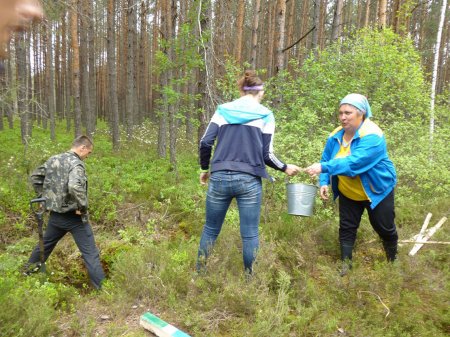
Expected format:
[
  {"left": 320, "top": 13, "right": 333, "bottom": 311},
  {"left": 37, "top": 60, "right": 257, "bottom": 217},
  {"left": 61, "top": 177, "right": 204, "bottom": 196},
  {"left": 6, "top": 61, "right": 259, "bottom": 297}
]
[{"left": 0, "top": 252, "right": 78, "bottom": 337}]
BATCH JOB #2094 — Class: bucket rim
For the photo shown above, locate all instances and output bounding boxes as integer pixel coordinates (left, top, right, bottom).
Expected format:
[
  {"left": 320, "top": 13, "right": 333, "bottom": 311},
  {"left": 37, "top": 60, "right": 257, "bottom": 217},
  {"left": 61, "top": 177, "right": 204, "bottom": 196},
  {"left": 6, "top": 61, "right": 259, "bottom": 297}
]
[{"left": 285, "top": 182, "right": 318, "bottom": 188}]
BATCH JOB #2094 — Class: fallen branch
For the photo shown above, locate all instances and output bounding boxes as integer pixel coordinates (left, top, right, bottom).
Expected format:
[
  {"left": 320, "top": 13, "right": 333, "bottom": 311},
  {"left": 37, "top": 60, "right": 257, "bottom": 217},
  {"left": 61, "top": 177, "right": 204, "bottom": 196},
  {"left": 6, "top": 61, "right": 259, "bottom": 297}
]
[
  {"left": 357, "top": 291, "right": 390, "bottom": 318},
  {"left": 282, "top": 26, "right": 315, "bottom": 52}
]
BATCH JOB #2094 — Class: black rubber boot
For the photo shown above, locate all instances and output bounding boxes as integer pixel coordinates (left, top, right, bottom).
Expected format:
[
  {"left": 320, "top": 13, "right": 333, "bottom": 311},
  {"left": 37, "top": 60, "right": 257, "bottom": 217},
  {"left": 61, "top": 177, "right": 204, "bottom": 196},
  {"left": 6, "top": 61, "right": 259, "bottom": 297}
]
[
  {"left": 382, "top": 240, "right": 398, "bottom": 262},
  {"left": 340, "top": 242, "right": 354, "bottom": 276}
]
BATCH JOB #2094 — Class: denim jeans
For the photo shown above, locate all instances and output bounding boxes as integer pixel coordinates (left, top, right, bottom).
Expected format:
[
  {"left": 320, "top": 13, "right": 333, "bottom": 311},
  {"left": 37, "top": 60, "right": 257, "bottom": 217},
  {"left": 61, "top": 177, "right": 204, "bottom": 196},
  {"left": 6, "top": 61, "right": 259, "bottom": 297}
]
[{"left": 197, "top": 170, "right": 262, "bottom": 273}]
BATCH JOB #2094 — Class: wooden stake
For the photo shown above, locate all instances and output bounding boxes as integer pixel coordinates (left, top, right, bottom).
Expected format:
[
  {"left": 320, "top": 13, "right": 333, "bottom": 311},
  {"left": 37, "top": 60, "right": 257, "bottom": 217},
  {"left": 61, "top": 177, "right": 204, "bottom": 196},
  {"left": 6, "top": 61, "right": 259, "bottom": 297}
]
[
  {"left": 409, "top": 217, "right": 447, "bottom": 256},
  {"left": 140, "top": 312, "right": 191, "bottom": 337},
  {"left": 411, "top": 213, "right": 432, "bottom": 241},
  {"left": 400, "top": 240, "right": 450, "bottom": 245}
]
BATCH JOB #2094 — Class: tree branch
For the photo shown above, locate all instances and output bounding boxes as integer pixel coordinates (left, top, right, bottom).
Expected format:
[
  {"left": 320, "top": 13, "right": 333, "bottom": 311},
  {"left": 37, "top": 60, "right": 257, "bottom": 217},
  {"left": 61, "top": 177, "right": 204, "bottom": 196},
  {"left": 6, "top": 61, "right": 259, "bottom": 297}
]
[{"left": 282, "top": 26, "right": 315, "bottom": 53}]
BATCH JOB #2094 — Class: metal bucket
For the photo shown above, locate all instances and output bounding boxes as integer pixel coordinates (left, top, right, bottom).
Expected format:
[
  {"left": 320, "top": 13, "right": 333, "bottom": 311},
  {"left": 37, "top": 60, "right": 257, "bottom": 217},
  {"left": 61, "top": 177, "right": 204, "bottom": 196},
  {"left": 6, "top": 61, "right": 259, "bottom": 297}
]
[{"left": 286, "top": 183, "right": 318, "bottom": 216}]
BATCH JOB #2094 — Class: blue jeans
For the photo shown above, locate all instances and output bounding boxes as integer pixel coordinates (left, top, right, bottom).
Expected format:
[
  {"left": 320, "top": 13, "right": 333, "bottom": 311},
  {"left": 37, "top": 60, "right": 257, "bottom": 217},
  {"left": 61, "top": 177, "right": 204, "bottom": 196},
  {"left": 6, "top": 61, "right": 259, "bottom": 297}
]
[{"left": 197, "top": 171, "right": 262, "bottom": 273}]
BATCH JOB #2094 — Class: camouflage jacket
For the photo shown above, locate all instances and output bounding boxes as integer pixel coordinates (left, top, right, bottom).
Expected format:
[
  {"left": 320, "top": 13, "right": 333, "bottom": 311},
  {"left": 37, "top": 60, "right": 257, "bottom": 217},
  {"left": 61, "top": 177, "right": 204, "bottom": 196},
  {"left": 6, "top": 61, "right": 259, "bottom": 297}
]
[{"left": 30, "top": 151, "right": 88, "bottom": 213}]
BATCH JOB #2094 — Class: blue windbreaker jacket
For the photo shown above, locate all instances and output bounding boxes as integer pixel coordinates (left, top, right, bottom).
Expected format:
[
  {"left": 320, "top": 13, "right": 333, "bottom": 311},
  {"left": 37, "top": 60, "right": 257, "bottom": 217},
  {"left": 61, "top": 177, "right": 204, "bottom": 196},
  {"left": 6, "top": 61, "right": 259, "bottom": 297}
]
[{"left": 319, "top": 119, "right": 396, "bottom": 209}]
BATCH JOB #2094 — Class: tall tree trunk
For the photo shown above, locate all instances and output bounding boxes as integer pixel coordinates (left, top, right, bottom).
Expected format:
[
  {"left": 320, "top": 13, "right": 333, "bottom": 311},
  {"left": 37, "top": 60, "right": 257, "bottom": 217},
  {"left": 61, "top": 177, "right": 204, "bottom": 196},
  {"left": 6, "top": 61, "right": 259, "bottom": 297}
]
[
  {"left": 45, "top": 23, "right": 56, "bottom": 140},
  {"left": 312, "top": 0, "right": 321, "bottom": 51},
  {"left": 119, "top": 0, "right": 128, "bottom": 126},
  {"left": 332, "top": 0, "right": 344, "bottom": 41},
  {"left": 80, "top": 0, "right": 93, "bottom": 137},
  {"left": 357, "top": 0, "right": 363, "bottom": 28},
  {"left": 275, "top": 0, "right": 287, "bottom": 74},
  {"left": 6, "top": 44, "right": 14, "bottom": 129},
  {"left": 138, "top": 1, "right": 148, "bottom": 123},
  {"left": 150, "top": 0, "right": 160, "bottom": 121},
  {"left": 180, "top": 0, "right": 194, "bottom": 139},
  {"left": 378, "top": 0, "right": 387, "bottom": 29},
  {"left": 61, "top": 10, "right": 71, "bottom": 131},
  {"left": 364, "top": 0, "right": 371, "bottom": 27},
  {"left": 213, "top": 1, "right": 221, "bottom": 76},
  {"left": 298, "top": 0, "right": 310, "bottom": 64},
  {"left": 430, "top": 0, "right": 448, "bottom": 141},
  {"left": 250, "top": 0, "right": 261, "bottom": 69},
  {"left": 25, "top": 34, "right": 32, "bottom": 137},
  {"left": 15, "top": 32, "right": 30, "bottom": 144},
  {"left": 87, "top": 0, "right": 96, "bottom": 136},
  {"left": 235, "top": 1, "right": 246, "bottom": 65},
  {"left": 107, "top": 0, "right": 120, "bottom": 150},
  {"left": 318, "top": 0, "right": 327, "bottom": 49},
  {"left": 41, "top": 30, "right": 47, "bottom": 130},
  {"left": 286, "top": 0, "right": 296, "bottom": 65},
  {"left": 32, "top": 27, "right": 39, "bottom": 124},
  {"left": 71, "top": 0, "right": 82, "bottom": 137},
  {"left": 269, "top": 1, "right": 278, "bottom": 76},
  {"left": 168, "top": 0, "right": 177, "bottom": 168},
  {"left": 392, "top": 0, "right": 401, "bottom": 33},
  {"left": 54, "top": 23, "right": 63, "bottom": 120},
  {"left": 126, "top": 0, "right": 136, "bottom": 139},
  {"left": 196, "top": 0, "right": 215, "bottom": 144},
  {"left": 158, "top": 0, "right": 168, "bottom": 158}
]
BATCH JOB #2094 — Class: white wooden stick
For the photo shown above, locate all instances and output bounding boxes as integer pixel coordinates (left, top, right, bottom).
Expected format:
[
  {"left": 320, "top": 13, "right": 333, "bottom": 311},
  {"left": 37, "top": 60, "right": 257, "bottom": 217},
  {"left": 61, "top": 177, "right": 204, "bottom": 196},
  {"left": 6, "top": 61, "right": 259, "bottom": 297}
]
[
  {"left": 409, "top": 217, "right": 447, "bottom": 256},
  {"left": 400, "top": 240, "right": 450, "bottom": 245},
  {"left": 419, "top": 213, "right": 432, "bottom": 236},
  {"left": 410, "top": 213, "right": 432, "bottom": 243}
]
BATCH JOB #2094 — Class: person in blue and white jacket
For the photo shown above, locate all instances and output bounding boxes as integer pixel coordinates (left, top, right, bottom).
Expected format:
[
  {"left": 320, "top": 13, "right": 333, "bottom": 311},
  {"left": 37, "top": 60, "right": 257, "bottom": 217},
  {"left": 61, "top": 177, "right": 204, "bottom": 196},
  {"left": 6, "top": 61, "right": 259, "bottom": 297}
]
[
  {"left": 197, "top": 70, "right": 301, "bottom": 274},
  {"left": 305, "top": 94, "right": 398, "bottom": 276}
]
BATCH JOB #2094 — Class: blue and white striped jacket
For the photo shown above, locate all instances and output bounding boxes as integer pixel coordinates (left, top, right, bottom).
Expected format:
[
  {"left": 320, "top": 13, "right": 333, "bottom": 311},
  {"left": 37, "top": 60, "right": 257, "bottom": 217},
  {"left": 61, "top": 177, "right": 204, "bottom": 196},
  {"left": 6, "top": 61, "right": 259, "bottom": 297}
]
[{"left": 199, "top": 96, "right": 287, "bottom": 178}]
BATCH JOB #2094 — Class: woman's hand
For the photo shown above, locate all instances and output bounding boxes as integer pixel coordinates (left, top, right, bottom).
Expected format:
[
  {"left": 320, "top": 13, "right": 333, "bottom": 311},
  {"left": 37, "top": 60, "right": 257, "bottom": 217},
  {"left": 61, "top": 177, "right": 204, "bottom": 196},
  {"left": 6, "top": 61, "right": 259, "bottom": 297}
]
[
  {"left": 199, "top": 172, "right": 210, "bottom": 185},
  {"left": 284, "top": 164, "right": 302, "bottom": 176},
  {"left": 319, "top": 185, "right": 329, "bottom": 200},
  {"left": 304, "top": 163, "right": 322, "bottom": 177}
]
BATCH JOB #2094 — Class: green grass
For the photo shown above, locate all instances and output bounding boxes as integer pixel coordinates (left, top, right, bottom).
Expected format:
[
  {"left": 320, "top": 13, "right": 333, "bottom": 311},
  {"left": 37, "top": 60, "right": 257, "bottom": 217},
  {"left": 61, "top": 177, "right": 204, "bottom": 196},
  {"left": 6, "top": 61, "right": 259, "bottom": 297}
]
[{"left": 0, "top": 120, "right": 449, "bottom": 337}]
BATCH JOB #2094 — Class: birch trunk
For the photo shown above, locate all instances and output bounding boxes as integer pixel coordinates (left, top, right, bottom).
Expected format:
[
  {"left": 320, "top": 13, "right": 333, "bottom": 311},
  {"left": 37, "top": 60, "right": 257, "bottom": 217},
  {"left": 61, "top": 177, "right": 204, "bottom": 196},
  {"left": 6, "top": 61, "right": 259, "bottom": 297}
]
[{"left": 430, "top": 0, "right": 447, "bottom": 141}]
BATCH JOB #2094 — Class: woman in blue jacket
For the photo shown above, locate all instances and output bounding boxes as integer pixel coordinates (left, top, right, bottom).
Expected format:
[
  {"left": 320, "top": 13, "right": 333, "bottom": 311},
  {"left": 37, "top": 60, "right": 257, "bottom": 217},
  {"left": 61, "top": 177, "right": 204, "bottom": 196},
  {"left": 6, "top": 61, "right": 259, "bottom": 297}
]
[
  {"left": 305, "top": 94, "right": 398, "bottom": 275},
  {"left": 197, "top": 70, "right": 301, "bottom": 274}
]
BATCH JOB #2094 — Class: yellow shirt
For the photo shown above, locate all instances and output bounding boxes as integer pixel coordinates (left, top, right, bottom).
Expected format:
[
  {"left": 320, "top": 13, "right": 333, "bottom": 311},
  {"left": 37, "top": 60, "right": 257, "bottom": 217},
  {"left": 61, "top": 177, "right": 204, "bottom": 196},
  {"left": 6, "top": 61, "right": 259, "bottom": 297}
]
[{"left": 335, "top": 143, "right": 369, "bottom": 201}]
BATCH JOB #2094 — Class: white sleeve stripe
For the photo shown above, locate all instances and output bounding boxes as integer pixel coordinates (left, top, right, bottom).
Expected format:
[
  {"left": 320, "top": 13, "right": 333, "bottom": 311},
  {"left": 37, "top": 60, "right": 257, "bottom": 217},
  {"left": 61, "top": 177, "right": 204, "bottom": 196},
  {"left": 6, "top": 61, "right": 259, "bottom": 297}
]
[{"left": 269, "top": 152, "right": 285, "bottom": 169}]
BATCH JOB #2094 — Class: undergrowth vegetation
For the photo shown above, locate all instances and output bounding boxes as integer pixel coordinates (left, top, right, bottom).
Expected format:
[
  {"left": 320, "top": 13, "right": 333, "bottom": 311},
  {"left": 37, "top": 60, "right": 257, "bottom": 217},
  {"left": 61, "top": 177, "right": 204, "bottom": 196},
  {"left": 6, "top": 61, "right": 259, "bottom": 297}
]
[{"left": 0, "top": 29, "right": 449, "bottom": 336}]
